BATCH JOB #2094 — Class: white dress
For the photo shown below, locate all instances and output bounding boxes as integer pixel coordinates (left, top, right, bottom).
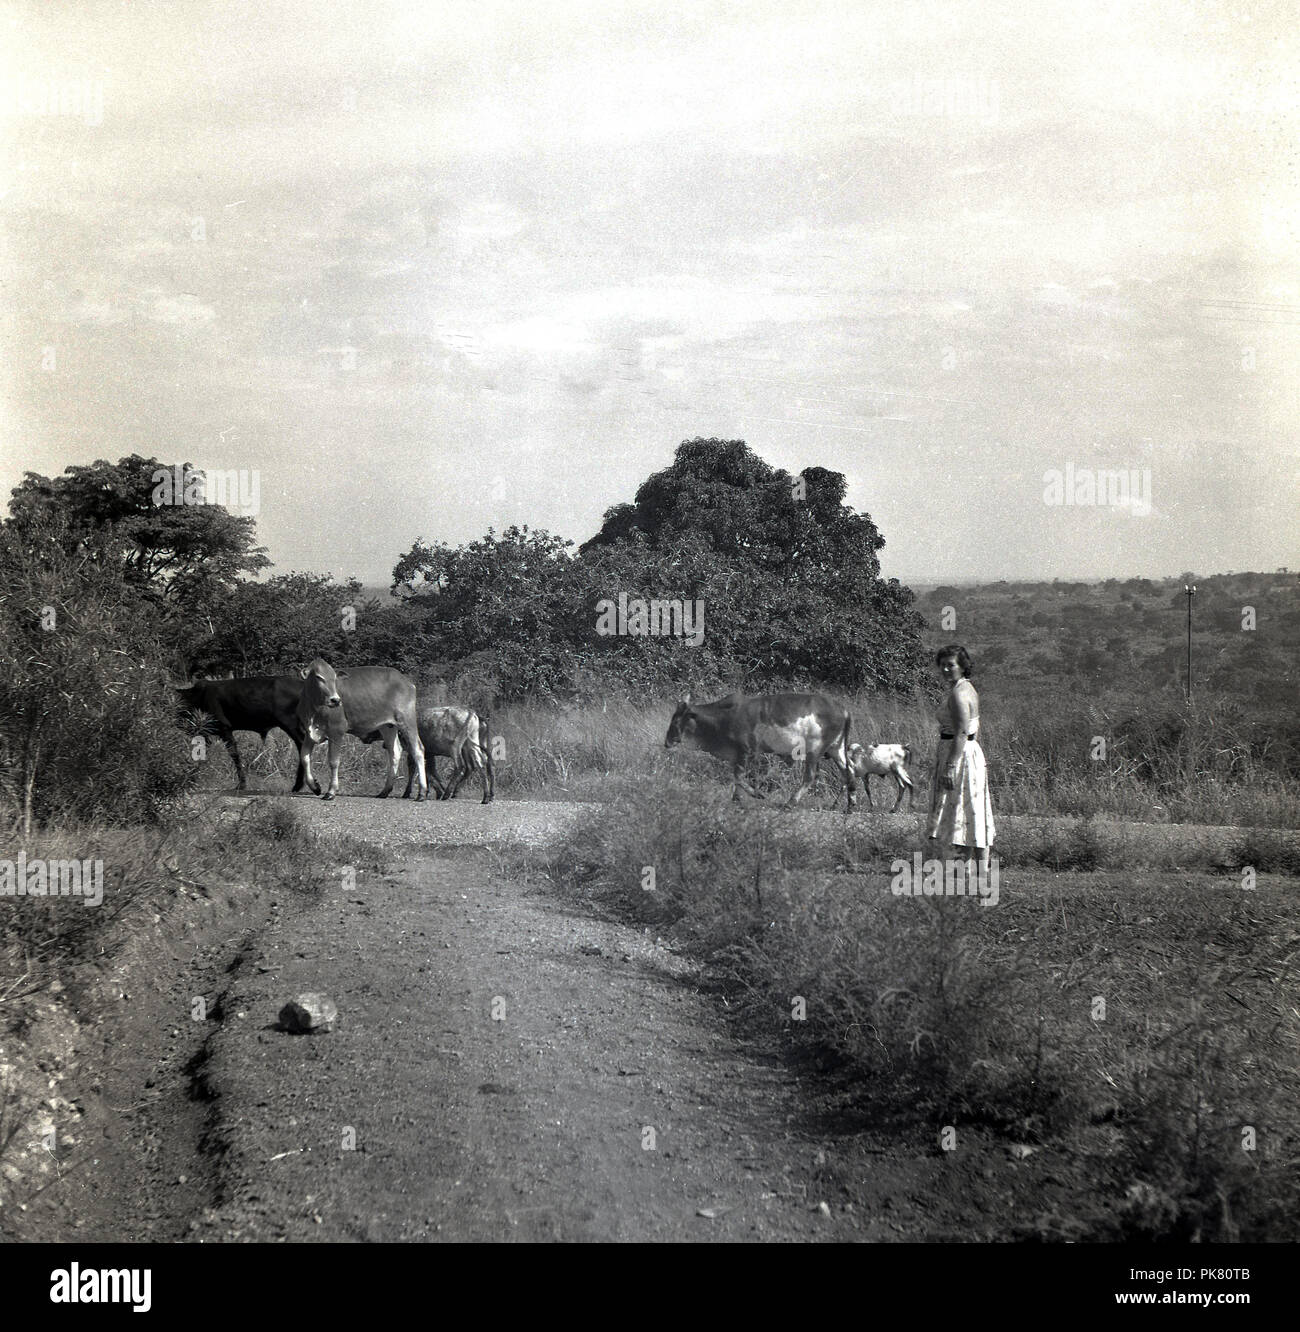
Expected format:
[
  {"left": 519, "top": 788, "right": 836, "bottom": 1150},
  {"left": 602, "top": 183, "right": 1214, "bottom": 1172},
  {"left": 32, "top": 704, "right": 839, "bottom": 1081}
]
[{"left": 926, "top": 682, "right": 996, "bottom": 848}]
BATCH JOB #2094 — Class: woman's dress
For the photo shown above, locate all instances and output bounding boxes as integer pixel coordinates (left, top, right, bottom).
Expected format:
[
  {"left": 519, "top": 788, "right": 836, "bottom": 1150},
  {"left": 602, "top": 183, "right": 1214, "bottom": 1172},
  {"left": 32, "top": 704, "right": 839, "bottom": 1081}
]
[{"left": 926, "top": 684, "right": 996, "bottom": 848}]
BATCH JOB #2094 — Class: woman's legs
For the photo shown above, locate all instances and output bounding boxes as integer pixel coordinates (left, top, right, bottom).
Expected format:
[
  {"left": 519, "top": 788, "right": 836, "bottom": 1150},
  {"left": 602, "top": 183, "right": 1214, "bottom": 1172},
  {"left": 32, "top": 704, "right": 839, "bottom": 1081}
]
[{"left": 941, "top": 841, "right": 989, "bottom": 893}]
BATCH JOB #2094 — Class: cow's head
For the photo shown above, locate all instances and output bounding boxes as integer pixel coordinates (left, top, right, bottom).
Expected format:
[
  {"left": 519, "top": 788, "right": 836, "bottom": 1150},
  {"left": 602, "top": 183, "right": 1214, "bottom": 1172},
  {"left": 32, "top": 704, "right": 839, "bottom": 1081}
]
[
  {"left": 300, "top": 658, "right": 344, "bottom": 709},
  {"left": 664, "top": 696, "right": 697, "bottom": 749}
]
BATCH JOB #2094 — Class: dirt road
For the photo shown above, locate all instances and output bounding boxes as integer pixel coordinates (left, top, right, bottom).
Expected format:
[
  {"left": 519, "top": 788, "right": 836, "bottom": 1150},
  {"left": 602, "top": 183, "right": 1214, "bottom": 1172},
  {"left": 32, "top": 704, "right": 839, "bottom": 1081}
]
[
  {"left": 16, "top": 793, "right": 1288, "bottom": 1244},
  {"left": 50, "top": 797, "right": 935, "bottom": 1242}
]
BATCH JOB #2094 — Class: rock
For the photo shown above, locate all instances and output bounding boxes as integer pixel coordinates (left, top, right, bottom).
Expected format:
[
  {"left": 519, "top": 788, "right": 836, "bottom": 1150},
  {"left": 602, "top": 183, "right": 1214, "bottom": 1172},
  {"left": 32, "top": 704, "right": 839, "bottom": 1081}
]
[{"left": 278, "top": 994, "right": 338, "bottom": 1034}]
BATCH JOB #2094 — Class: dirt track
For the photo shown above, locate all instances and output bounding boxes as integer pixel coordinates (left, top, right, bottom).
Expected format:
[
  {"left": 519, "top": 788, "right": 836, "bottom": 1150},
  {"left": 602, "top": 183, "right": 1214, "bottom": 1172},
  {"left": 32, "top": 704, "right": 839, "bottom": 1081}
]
[
  {"left": 20, "top": 796, "right": 915, "bottom": 1242},
  {"left": 20, "top": 793, "right": 1284, "bottom": 1243}
]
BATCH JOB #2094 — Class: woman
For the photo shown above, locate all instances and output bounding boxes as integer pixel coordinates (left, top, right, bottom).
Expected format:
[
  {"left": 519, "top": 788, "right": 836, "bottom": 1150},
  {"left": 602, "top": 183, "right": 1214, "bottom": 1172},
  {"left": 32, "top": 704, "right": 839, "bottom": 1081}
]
[{"left": 927, "top": 644, "right": 995, "bottom": 884}]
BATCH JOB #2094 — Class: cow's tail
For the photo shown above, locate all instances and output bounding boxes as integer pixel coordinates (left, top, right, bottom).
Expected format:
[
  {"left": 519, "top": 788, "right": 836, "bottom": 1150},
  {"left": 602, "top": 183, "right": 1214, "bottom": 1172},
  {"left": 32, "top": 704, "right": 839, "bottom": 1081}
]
[{"left": 480, "top": 711, "right": 495, "bottom": 803}]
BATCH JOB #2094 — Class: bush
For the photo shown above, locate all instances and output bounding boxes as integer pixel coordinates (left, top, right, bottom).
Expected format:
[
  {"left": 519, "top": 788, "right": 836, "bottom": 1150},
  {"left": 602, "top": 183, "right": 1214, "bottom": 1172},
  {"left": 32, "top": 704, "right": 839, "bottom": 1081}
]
[{"left": 0, "top": 521, "right": 201, "bottom": 829}]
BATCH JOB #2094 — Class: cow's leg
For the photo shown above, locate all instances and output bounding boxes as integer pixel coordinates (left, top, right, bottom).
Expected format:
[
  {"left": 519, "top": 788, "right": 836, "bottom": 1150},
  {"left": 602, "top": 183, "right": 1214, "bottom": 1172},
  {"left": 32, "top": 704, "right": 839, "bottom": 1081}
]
[
  {"left": 894, "top": 767, "right": 915, "bottom": 813},
  {"left": 480, "top": 718, "right": 495, "bottom": 803},
  {"left": 321, "top": 733, "right": 342, "bottom": 800},
  {"left": 298, "top": 736, "right": 319, "bottom": 798},
  {"left": 288, "top": 725, "right": 320, "bottom": 794},
  {"left": 820, "top": 742, "right": 858, "bottom": 811},
  {"left": 399, "top": 723, "right": 427, "bottom": 802},
  {"left": 731, "top": 758, "right": 764, "bottom": 801},
  {"left": 403, "top": 753, "right": 434, "bottom": 798},
  {"left": 444, "top": 739, "right": 474, "bottom": 800},
  {"left": 216, "top": 729, "right": 247, "bottom": 791},
  {"left": 783, "top": 751, "right": 818, "bottom": 807},
  {"left": 834, "top": 727, "right": 859, "bottom": 813},
  {"left": 377, "top": 726, "right": 400, "bottom": 798}
]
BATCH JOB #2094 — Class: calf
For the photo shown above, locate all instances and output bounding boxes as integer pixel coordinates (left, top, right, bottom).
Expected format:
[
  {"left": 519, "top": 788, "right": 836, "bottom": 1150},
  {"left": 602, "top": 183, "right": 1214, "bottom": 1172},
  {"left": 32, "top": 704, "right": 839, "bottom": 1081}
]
[
  {"left": 846, "top": 741, "right": 914, "bottom": 812},
  {"left": 296, "top": 659, "right": 348, "bottom": 800},
  {"left": 665, "top": 692, "right": 857, "bottom": 809},
  {"left": 402, "top": 705, "right": 495, "bottom": 804}
]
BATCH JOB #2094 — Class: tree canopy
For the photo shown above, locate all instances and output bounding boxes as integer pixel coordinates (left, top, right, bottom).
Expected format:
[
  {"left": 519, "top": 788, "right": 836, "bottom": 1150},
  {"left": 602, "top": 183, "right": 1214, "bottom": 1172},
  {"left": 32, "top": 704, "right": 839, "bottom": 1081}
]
[
  {"left": 7, "top": 456, "right": 269, "bottom": 661},
  {"left": 393, "top": 438, "right": 926, "bottom": 700}
]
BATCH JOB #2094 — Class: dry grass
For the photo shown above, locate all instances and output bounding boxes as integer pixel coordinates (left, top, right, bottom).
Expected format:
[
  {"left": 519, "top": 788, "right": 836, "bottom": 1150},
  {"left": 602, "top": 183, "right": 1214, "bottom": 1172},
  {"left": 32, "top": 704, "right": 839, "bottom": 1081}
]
[
  {"left": 191, "top": 690, "right": 1300, "bottom": 833},
  {"left": 524, "top": 779, "right": 1300, "bottom": 1240}
]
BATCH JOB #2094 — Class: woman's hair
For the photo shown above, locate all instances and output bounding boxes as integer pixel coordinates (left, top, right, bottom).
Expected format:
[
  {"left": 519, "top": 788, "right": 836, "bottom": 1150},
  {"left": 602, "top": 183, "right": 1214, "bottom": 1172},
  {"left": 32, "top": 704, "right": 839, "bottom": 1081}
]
[{"left": 935, "top": 644, "right": 973, "bottom": 679}]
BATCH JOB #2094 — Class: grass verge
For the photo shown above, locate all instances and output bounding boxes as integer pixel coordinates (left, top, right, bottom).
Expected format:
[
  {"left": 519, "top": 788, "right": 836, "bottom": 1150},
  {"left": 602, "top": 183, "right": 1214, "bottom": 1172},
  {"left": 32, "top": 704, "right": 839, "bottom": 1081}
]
[{"left": 523, "top": 780, "right": 1300, "bottom": 1240}]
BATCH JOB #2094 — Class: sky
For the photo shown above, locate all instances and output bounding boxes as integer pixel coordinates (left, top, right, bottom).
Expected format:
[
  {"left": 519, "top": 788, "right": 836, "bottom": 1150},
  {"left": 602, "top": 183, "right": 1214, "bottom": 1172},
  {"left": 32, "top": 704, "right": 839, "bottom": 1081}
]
[{"left": 1, "top": 0, "right": 1297, "bottom": 586}]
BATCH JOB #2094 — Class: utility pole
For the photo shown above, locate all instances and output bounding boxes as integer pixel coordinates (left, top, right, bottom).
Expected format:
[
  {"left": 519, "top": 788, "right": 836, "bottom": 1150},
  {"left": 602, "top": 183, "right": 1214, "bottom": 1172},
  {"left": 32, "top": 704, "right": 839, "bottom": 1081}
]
[{"left": 1184, "top": 583, "right": 1196, "bottom": 701}]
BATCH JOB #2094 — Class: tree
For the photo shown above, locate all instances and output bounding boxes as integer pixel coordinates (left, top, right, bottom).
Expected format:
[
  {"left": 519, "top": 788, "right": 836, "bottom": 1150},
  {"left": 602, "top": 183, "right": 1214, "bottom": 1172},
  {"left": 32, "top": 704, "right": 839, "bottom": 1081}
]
[
  {"left": 8, "top": 456, "right": 269, "bottom": 664},
  {"left": 390, "top": 440, "right": 927, "bottom": 700},
  {"left": 394, "top": 526, "right": 582, "bottom": 699},
  {"left": 582, "top": 438, "right": 924, "bottom": 694},
  {"left": 185, "top": 572, "right": 371, "bottom": 676}
]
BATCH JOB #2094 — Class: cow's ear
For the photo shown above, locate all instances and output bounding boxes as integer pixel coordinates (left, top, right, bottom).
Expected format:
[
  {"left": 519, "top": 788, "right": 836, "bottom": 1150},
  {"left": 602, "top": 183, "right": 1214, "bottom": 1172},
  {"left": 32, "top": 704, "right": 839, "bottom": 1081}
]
[
  {"left": 299, "top": 666, "right": 309, "bottom": 679},
  {"left": 335, "top": 669, "right": 349, "bottom": 679},
  {"left": 682, "top": 692, "right": 692, "bottom": 706}
]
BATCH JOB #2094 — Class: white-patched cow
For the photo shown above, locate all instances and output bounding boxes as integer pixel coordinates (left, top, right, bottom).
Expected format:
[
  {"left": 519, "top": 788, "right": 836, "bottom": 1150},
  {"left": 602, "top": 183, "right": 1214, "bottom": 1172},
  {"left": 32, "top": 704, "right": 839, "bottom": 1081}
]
[{"left": 664, "top": 692, "right": 857, "bottom": 809}]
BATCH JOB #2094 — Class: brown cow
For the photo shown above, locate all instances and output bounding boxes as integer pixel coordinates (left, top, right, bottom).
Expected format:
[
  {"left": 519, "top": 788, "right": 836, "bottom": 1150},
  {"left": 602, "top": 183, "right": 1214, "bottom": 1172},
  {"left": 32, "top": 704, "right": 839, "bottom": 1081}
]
[
  {"left": 664, "top": 692, "right": 857, "bottom": 809},
  {"left": 296, "top": 660, "right": 428, "bottom": 801}
]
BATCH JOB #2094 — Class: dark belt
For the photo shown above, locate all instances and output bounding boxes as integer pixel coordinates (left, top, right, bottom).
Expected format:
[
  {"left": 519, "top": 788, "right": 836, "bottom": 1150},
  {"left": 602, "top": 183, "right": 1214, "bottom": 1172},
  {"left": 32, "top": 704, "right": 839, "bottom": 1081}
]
[{"left": 940, "top": 733, "right": 976, "bottom": 740}]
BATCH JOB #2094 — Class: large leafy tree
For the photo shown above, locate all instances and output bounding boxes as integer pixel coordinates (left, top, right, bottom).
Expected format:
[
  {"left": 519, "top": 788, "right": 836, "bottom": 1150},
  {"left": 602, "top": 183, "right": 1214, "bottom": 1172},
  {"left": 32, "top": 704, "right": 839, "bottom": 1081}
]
[
  {"left": 8, "top": 455, "right": 271, "bottom": 672},
  {"left": 8, "top": 455, "right": 268, "bottom": 609},
  {"left": 391, "top": 440, "right": 925, "bottom": 700},
  {"left": 581, "top": 438, "right": 924, "bottom": 693}
]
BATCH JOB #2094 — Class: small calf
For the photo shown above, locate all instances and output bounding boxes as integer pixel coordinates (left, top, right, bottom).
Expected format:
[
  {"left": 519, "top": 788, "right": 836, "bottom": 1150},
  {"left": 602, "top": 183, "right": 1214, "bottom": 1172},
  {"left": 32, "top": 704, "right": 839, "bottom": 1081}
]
[{"left": 846, "top": 742, "right": 915, "bottom": 812}]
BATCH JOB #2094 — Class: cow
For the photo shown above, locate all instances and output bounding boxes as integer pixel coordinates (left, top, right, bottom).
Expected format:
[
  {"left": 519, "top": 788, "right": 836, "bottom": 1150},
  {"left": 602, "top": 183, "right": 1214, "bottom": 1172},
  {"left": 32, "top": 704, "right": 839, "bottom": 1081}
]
[
  {"left": 296, "top": 659, "right": 428, "bottom": 802},
  {"left": 664, "top": 692, "right": 858, "bottom": 809},
  {"left": 401, "top": 705, "right": 495, "bottom": 804},
  {"left": 175, "top": 675, "right": 314, "bottom": 792},
  {"left": 846, "top": 741, "right": 915, "bottom": 812}
]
